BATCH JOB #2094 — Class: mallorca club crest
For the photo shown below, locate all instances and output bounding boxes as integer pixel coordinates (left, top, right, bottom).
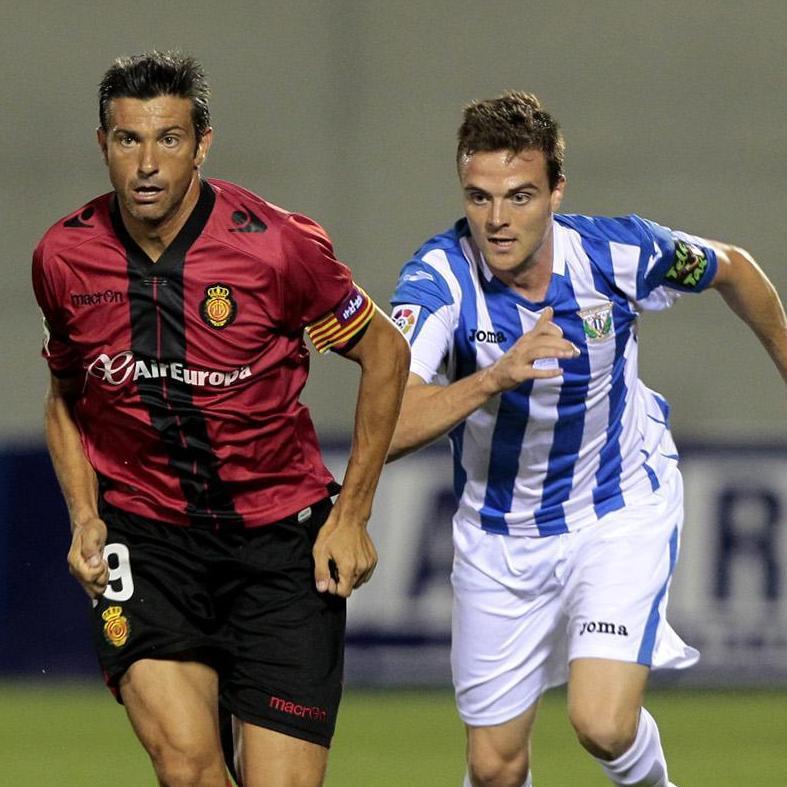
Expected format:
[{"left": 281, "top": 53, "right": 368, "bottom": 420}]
[
  {"left": 200, "top": 283, "right": 237, "bottom": 329},
  {"left": 578, "top": 302, "right": 614, "bottom": 343},
  {"left": 102, "top": 605, "right": 130, "bottom": 648}
]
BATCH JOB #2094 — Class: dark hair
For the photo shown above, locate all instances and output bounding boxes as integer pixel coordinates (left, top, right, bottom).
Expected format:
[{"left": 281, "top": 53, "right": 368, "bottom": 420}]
[
  {"left": 98, "top": 51, "right": 211, "bottom": 139},
  {"left": 457, "top": 91, "right": 565, "bottom": 189}
]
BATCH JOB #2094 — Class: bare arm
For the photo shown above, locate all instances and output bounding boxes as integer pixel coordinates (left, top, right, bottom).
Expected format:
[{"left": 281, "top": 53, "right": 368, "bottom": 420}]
[
  {"left": 388, "top": 307, "right": 580, "bottom": 461},
  {"left": 708, "top": 241, "right": 787, "bottom": 383},
  {"left": 312, "top": 308, "right": 410, "bottom": 597},
  {"left": 45, "top": 373, "right": 109, "bottom": 597}
]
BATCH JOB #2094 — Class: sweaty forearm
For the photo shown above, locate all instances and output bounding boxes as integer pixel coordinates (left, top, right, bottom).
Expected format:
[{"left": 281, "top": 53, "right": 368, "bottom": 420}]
[
  {"left": 336, "top": 324, "right": 410, "bottom": 522},
  {"left": 388, "top": 366, "right": 499, "bottom": 461},
  {"left": 714, "top": 248, "right": 787, "bottom": 383},
  {"left": 45, "top": 388, "right": 99, "bottom": 530}
]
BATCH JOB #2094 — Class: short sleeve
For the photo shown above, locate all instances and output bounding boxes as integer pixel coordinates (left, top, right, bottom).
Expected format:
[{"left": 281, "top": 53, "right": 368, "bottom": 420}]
[
  {"left": 391, "top": 258, "right": 455, "bottom": 314},
  {"left": 31, "top": 244, "right": 81, "bottom": 377},
  {"left": 642, "top": 223, "right": 718, "bottom": 295},
  {"left": 614, "top": 215, "right": 717, "bottom": 305},
  {"left": 279, "top": 213, "right": 356, "bottom": 330},
  {"left": 391, "top": 258, "right": 457, "bottom": 382},
  {"left": 567, "top": 214, "right": 718, "bottom": 312}
]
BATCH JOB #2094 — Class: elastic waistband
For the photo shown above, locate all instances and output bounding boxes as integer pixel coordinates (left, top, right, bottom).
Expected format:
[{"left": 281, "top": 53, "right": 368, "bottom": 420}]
[{"left": 99, "top": 496, "right": 333, "bottom": 532}]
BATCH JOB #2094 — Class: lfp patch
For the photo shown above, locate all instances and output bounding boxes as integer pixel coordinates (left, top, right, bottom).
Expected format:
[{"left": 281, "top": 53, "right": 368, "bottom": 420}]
[
  {"left": 392, "top": 305, "right": 420, "bottom": 337},
  {"left": 578, "top": 302, "right": 614, "bottom": 343}
]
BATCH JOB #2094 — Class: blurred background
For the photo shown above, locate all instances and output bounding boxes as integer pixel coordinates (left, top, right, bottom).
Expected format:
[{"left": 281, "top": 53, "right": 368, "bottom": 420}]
[{"left": 1, "top": 1, "right": 785, "bottom": 783}]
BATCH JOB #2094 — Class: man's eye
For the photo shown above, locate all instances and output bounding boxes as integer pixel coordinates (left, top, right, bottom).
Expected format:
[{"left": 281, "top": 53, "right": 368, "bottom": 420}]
[
  {"left": 161, "top": 136, "right": 179, "bottom": 147},
  {"left": 469, "top": 193, "right": 488, "bottom": 205},
  {"left": 512, "top": 193, "right": 531, "bottom": 205},
  {"left": 118, "top": 136, "right": 135, "bottom": 147}
]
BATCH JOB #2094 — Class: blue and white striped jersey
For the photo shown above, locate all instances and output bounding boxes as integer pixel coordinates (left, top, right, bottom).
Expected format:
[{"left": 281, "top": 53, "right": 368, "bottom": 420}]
[{"left": 391, "top": 214, "right": 717, "bottom": 537}]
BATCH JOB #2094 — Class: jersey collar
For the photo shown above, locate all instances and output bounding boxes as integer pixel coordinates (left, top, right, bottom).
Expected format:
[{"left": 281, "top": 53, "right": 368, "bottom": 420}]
[{"left": 110, "top": 179, "right": 216, "bottom": 273}]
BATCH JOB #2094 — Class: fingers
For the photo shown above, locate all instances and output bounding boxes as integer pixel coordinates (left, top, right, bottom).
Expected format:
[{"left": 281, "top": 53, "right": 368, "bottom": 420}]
[
  {"left": 82, "top": 564, "right": 110, "bottom": 599},
  {"left": 509, "top": 333, "right": 579, "bottom": 364},
  {"left": 313, "top": 545, "right": 377, "bottom": 598},
  {"left": 529, "top": 334, "right": 578, "bottom": 355},
  {"left": 81, "top": 528, "right": 105, "bottom": 567},
  {"left": 529, "top": 366, "right": 566, "bottom": 379},
  {"left": 533, "top": 306, "right": 564, "bottom": 336},
  {"left": 313, "top": 543, "right": 333, "bottom": 594},
  {"left": 69, "top": 557, "right": 108, "bottom": 598},
  {"left": 521, "top": 308, "right": 580, "bottom": 357},
  {"left": 335, "top": 565, "right": 355, "bottom": 598},
  {"left": 333, "top": 558, "right": 377, "bottom": 598},
  {"left": 314, "top": 545, "right": 346, "bottom": 596},
  {"left": 68, "top": 520, "right": 108, "bottom": 599},
  {"left": 318, "top": 557, "right": 376, "bottom": 598},
  {"left": 353, "top": 563, "right": 376, "bottom": 589},
  {"left": 534, "top": 305, "right": 554, "bottom": 328}
]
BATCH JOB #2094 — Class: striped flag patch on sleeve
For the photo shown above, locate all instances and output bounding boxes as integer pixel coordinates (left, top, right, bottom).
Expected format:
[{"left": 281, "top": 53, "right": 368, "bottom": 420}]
[{"left": 306, "top": 284, "right": 375, "bottom": 353}]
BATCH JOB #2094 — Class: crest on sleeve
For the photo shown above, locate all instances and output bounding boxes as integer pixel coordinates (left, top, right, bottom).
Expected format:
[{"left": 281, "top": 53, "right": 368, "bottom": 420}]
[
  {"left": 665, "top": 240, "right": 708, "bottom": 289},
  {"left": 392, "top": 305, "right": 420, "bottom": 337},
  {"left": 200, "top": 283, "right": 237, "bottom": 329},
  {"left": 578, "top": 302, "right": 614, "bottom": 343}
]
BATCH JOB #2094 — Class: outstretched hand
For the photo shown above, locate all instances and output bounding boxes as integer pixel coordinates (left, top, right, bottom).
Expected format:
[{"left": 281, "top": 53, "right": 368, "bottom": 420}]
[
  {"left": 487, "top": 307, "right": 579, "bottom": 392},
  {"left": 67, "top": 517, "right": 109, "bottom": 599},
  {"left": 313, "top": 509, "right": 378, "bottom": 599}
]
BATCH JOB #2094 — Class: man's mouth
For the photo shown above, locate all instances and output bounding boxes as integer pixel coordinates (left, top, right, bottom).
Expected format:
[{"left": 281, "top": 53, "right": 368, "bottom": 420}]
[
  {"left": 488, "top": 236, "right": 516, "bottom": 249},
  {"left": 132, "top": 185, "right": 164, "bottom": 202}
]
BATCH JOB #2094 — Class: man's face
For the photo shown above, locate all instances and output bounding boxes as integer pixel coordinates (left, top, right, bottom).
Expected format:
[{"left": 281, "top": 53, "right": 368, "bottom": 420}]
[
  {"left": 459, "top": 148, "right": 564, "bottom": 278},
  {"left": 97, "top": 95, "right": 211, "bottom": 227}
]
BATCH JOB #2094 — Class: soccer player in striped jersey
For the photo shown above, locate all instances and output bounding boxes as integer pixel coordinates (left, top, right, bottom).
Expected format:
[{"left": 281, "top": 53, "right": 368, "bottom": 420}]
[
  {"left": 33, "top": 52, "right": 409, "bottom": 787},
  {"left": 388, "top": 92, "right": 787, "bottom": 787}
]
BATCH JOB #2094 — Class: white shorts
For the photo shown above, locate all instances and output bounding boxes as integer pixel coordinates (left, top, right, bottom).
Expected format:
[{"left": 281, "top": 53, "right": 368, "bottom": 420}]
[{"left": 450, "top": 467, "right": 699, "bottom": 727}]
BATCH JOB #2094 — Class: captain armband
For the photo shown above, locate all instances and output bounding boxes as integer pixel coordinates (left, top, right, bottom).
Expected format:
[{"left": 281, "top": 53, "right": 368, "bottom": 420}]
[{"left": 306, "top": 284, "right": 375, "bottom": 354}]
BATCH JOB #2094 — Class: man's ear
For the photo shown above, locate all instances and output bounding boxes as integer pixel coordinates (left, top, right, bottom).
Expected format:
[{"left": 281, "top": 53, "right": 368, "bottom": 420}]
[
  {"left": 550, "top": 175, "right": 566, "bottom": 212},
  {"left": 97, "top": 127, "right": 109, "bottom": 165},
  {"left": 194, "top": 127, "right": 213, "bottom": 169}
]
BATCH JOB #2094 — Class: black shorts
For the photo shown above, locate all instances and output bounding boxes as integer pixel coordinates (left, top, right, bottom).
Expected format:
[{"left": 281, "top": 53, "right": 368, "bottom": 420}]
[{"left": 91, "top": 498, "right": 345, "bottom": 747}]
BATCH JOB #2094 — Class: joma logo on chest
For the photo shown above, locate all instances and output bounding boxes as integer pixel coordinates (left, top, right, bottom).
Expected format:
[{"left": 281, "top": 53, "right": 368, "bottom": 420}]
[{"left": 469, "top": 328, "right": 506, "bottom": 344}]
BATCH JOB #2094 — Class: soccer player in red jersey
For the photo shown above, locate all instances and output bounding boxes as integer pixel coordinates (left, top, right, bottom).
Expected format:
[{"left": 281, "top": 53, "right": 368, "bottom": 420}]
[{"left": 32, "top": 51, "right": 409, "bottom": 787}]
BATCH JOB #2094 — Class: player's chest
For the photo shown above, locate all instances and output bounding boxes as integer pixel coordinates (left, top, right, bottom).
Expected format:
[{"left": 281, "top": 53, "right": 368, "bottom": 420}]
[
  {"left": 59, "top": 248, "right": 285, "bottom": 367},
  {"left": 458, "top": 288, "right": 635, "bottom": 387}
]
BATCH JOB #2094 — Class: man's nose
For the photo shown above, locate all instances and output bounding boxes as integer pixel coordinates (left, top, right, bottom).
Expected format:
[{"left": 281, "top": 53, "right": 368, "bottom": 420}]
[
  {"left": 486, "top": 200, "right": 509, "bottom": 229},
  {"left": 137, "top": 141, "right": 159, "bottom": 176}
]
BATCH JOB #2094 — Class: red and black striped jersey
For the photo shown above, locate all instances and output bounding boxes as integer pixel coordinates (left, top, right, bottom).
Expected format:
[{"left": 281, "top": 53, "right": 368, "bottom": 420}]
[{"left": 32, "top": 178, "right": 373, "bottom": 528}]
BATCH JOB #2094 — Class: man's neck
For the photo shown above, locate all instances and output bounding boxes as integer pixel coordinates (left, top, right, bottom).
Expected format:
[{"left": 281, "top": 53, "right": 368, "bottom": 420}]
[
  {"left": 494, "top": 228, "right": 555, "bottom": 303},
  {"left": 120, "top": 176, "right": 201, "bottom": 262}
]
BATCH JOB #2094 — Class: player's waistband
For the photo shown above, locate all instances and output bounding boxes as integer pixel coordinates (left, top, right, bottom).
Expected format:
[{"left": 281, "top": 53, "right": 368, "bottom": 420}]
[{"left": 98, "top": 494, "right": 334, "bottom": 533}]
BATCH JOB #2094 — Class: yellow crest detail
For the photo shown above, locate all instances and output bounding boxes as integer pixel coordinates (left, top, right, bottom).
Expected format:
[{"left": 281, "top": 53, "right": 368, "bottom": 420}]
[
  {"left": 207, "top": 284, "right": 230, "bottom": 299},
  {"left": 102, "top": 605, "right": 130, "bottom": 648},
  {"left": 200, "top": 283, "right": 237, "bottom": 329}
]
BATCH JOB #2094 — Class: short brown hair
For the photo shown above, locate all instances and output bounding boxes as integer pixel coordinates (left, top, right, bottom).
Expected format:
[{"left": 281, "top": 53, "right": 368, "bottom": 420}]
[
  {"left": 99, "top": 51, "right": 211, "bottom": 140},
  {"left": 457, "top": 91, "right": 565, "bottom": 189}
]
